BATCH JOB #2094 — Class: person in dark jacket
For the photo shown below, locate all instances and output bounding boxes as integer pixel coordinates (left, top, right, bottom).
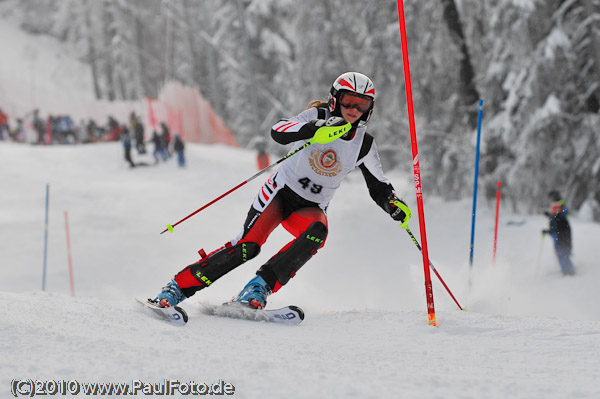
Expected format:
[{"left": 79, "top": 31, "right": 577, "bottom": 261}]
[
  {"left": 131, "top": 112, "right": 146, "bottom": 154},
  {"left": 173, "top": 134, "right": 185, "bottom": 167},
  {"left": 542, "top": 190, "right": 575, "bottom": 275},
  {"left": 122, "top": 127, "right": 136, "bottom": 168},
  {"left": 33, "top": 109, "right": 45, "bottom": 144},
  {"left": 151, "top": 130, "right": 168, "bottom": 164}
]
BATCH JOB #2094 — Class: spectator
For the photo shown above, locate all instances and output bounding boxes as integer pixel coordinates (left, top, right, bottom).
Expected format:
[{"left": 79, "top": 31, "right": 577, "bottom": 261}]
[
  {"left": 0, "top": 108, "right": 8, "bottom": 140},
  {"left": 122, "top": 126, "right": 136, "bottom": 168},
  {"left": 130, "top": 112, "right": 146, "bottom": 154},
  {"left": 33, "top": 109, "right": 45, "bottom": 144},
  {"left": 173, "top": 134, "right": 185, "bottom": 167},
  {"left": 106, "top": 116, "right": 122, "bottom": 142},
  {"left": 10, "top": 118, "right": 26, "bottom": 142},
  {"left": 151, "top": 130, "right": 168, "bottom": 164},
  {"left": 87, "top": 119, "right": 99, "bottom": 143},
  {"left": 55, "top": 115, "right": 76, "bottom": 144},
  {"left": 250, "top": 135, "right": 270, "bottom": 170},
  {"left": 160, "top": 122, "right": 172, "bottom": 157}
]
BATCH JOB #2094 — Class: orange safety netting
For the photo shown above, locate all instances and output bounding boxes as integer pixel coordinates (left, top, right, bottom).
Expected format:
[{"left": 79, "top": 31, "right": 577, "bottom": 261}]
[{"left": 146, "top": 81, "right": 238, "bottom": 147}]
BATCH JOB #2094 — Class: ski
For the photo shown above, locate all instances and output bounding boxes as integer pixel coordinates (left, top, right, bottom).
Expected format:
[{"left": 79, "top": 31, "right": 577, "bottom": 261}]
[
  {"left": 136, "top": 298, "right": 188, "bottom": 326},
  {"left": 199, "top": 303, "right": 304, "bottom": 325}
]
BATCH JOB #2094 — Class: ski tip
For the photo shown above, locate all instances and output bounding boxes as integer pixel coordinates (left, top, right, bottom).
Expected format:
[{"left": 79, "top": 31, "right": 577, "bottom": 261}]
[
  {"left": 174, "top": 306, "right": 189, "bottom": 323},
  {"left": 136, "top": 297, "right": 154, "bottom": 306},
  {"left": 288, "top": 305, "right": 305, "bottom": 321}
]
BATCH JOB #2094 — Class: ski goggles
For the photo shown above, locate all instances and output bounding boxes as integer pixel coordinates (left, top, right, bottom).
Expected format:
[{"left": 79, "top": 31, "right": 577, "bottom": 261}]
[{"left": 339, "top": 92, "right": 373, "bottom": 113}]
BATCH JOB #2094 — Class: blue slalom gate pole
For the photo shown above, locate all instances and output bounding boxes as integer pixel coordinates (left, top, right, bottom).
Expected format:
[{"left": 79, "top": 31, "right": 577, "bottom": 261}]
[
  {"left": 42, "top": 184, "right": 49, "bottom": 291},
  {"left": 469, "top": 100, "right": 484, "bottom": 269}
]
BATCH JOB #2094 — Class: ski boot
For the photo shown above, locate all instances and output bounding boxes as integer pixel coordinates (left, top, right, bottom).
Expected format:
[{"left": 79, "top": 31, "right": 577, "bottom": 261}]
[
  {"left": 233, "top": 275, "right": 271, "bottom": 310},
  {"left": 153, "top": 279, "right": 187, "bottom": 308}
]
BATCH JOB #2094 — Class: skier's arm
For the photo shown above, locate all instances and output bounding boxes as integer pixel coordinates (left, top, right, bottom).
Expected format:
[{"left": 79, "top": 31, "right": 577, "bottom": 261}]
[
  {"left": 272, "top": 117, "right": 350, "bottom": 145},
  {"left": 359, "top": 163, "right": 394, "bottom": 209},
  {"left": 271, "top": 107, "right": 349, "bottom": 145},
  {"left": 358, "top": 136, "right": 411, "bottom": 223},
  {"left": 271, "top": 108, "right": 318, "bottom": 144},
  {"left": 271, "top": 119, "right": 320, "bottom": 144}
]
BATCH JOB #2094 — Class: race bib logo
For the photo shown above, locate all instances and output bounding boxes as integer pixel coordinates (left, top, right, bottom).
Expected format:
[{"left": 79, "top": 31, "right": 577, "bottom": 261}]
[{"left": 308, "top": 149, "right": 343, "bottom": 177}]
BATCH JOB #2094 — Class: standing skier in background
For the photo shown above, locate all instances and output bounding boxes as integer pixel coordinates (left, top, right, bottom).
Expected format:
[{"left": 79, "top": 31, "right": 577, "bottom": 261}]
[
  {"left": 151, "top": 72, "right": 412, "bottom": 309},
  {"left": 542, "top": 190, "right": 575, "bottom": 276},
  {"left": 173, "top": 134, "right": 186, "bottom": 168}
]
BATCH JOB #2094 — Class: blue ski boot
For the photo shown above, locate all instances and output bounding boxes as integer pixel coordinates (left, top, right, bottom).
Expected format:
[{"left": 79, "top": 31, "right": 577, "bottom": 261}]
[
  {"left": 154, "top": 279, "right": 187, "bottom": 308},
  {"left": 233, "top": 275, "right": 271, "bottom": 309}
]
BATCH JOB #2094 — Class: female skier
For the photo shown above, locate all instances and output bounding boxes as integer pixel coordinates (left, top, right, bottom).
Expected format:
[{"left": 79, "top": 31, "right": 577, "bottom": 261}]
[{"left": 152, "top": 72, "right": 412, "bottom": 309}]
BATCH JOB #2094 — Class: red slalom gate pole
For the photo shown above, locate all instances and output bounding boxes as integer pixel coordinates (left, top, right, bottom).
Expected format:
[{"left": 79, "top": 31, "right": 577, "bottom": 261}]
[
  {"left": 493, "top": 181, "right": 501, "bottom": 264},
  {"left": 64, "top": 211, "right": 75, "bottom": 297},
  {"left": 396, "top": 0, "right": 437, "bottom": 327}
]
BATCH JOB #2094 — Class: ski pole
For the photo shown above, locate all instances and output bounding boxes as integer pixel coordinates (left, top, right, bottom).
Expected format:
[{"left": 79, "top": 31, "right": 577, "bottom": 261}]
[
  {"left": 160, "top": 122, "right": 351, "bottom": 234},
  {"left": 160, "top": 146, "right": 304, "bottom": 234},
  {"left": 402, "top": 225, "right": 465, "bottom": 311}
]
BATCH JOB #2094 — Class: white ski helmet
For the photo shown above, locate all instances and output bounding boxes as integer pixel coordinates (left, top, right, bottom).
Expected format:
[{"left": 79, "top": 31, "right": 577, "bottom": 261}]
[{"left": 328, "top": 72, "right": 375, "bottom": 124}]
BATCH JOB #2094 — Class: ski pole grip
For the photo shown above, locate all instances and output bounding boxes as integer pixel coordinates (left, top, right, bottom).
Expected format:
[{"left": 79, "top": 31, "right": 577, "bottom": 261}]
[{"left": 392, "top": 200, "right": 412, "bottom": 229}]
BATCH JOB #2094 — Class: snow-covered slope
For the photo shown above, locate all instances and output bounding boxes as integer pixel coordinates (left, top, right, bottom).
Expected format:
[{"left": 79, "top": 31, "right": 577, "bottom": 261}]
[{"left": 1, "top": 142, "right": 599, "bottom": 398}]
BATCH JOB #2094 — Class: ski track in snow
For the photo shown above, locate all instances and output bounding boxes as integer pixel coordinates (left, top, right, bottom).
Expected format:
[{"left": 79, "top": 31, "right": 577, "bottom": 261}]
[{"left": 1, "top": 142, "right": 600, "bottom": 399}]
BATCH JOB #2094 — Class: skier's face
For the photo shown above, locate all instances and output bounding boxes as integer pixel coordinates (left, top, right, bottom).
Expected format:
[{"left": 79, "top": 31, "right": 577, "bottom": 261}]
[
  {"left": 339, "top": 92, "right": 372, "bottom": 124},
  {"left": 340, "top": 103, "right": 364, "bottom": 125},
  {"left": 551, "top": 202, "right": 562, "bottom": 214}
]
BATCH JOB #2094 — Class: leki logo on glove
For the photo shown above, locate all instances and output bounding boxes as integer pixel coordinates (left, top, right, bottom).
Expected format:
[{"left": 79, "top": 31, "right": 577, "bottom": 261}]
[{"left": 308, "top": 149, "right": 343, "bottom": 177}]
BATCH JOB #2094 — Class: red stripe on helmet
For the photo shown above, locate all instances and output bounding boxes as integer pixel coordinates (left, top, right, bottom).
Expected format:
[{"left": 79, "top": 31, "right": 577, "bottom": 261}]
[{"left": 337, "top": 78, "right": 355, "bottom": 91}]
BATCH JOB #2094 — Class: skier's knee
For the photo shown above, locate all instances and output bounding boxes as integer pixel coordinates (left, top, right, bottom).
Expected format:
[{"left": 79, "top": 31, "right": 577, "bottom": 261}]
[
  {"left": 304, "top": 221, "right": 328, "bottom": 248},
  {"left": 180, "top": 242, "right": 261, "bottom": 294},
  {"left": 241, "top": 241, "right": 261, "bottom": 261}
]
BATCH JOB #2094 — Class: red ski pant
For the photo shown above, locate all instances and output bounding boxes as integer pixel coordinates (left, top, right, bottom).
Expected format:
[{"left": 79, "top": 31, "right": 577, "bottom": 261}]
[{"left": 174, "top": 187, "right": 328, "bottom": 297}]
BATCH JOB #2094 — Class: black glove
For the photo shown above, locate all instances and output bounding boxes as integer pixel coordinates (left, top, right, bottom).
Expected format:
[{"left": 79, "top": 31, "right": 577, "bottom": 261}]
[
  {"left": 384, "top": 194, "right": 412, "bottom": 224},
  {"left": 274, "top": 117, "right": 349, "bottom": 145},
  {"left": 543, "top": 211, "right": 552, "bottom": 218},
  {"left": 305, "top": 116, "right": 346, "bottom": 132}
]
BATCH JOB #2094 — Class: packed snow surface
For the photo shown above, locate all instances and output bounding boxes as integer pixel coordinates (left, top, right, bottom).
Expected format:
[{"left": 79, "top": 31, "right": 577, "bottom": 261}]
[{"left": 1, "top": 142, "right": 599, "bottom": 399}]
